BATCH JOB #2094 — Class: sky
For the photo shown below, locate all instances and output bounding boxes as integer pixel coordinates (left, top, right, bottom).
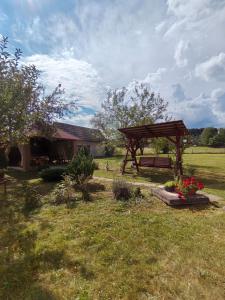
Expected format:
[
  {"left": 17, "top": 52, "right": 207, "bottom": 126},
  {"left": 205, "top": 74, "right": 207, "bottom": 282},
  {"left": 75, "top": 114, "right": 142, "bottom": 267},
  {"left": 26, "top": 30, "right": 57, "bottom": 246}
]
[{"left": 0, "top": 0, "right": 225, "bottom": 128}]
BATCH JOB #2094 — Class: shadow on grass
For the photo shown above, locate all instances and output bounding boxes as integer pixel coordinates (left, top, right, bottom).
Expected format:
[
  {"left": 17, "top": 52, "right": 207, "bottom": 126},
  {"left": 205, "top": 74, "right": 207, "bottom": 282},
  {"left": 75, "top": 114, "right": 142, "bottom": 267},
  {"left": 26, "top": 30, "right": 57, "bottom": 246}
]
[
  {"left": 172, "top": 203, "right": 213, "bottom": 212},
  {"left": 0, "top": 196, "right": 94, "bottom": 299},
  {"left": 87, "top": 182, "right": 106, "bottom": 192}
]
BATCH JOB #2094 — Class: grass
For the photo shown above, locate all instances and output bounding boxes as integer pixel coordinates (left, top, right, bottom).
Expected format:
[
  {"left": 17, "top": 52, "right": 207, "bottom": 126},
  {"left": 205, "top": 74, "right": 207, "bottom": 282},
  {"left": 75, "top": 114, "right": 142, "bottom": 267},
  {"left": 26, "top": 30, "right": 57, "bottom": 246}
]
[
  {"left": 1, "top": 150, "right": 225, "bottom": 299},
  {"left": 94, "top": 153, "right": 225, "bottom": 199},
  {"left": 0, "top": 170, "right": 225, "bottom": 299}
]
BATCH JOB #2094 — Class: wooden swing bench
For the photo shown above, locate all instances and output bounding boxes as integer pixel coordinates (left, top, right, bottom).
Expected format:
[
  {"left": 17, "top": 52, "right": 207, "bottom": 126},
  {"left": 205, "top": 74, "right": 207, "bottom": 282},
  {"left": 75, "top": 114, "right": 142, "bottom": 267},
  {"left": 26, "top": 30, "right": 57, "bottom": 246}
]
[{"left": 138, "top": 157, "right": 173, "bottom": 169}]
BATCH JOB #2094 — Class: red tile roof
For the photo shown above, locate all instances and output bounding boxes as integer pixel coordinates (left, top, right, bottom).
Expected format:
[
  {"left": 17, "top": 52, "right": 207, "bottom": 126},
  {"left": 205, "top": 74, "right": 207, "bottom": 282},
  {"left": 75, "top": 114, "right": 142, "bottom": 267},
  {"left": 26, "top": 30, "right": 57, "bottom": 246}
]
[{"left": 54, "top": 122, "right": 104, "bottom": 142}]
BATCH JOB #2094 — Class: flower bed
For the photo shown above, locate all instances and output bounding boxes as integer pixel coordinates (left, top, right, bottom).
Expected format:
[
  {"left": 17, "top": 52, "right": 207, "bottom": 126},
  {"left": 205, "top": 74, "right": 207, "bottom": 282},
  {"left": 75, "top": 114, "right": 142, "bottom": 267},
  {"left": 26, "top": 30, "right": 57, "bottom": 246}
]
[
  {"left": 175, "top": 177, "right": 204, "bottom": 202},
  {"left": 157, "top": 177, "right": 208, "bottom": 205}
]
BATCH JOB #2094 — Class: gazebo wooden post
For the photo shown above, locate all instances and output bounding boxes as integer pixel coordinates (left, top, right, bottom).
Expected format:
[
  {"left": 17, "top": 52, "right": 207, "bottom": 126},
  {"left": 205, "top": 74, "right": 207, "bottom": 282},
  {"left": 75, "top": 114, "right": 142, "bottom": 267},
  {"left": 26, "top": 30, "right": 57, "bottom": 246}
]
[
  {"left": 121, "top": 148, "right": 129, "bottom": 174},
  {"left": 121, "top": 138, "right": 140, "bottom": 174},
  {"left": 130, "top": 138, "right": 139, "bottom": 173},
  {"left": 175, "top": 135, "right": 183, "bottom": 178}
]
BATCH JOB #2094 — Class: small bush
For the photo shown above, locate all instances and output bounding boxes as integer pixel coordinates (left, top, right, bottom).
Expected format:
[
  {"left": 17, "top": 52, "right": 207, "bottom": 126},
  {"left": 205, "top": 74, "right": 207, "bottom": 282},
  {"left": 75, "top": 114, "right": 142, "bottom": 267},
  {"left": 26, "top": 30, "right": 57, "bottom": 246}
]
[
  {"left": 104, "top": 144, "right": 115, "bottom": 157},
  {"left": 49, "top": 175, "right": 77, "bottom": 205},
  {"left": 67, "top": 147, "right": 95, "bottom": 185},
  {"left": 112, "top": 179, "right": 132, "bottom": 201},
  {"left": 17, "top": 182, "right": 41, "bottom": 212},
  {"left": 39, "top": 166, "right": 67, "bottom": 182},
  {"left": 132, "top": 187, "right": 144, "bottom": 203}
]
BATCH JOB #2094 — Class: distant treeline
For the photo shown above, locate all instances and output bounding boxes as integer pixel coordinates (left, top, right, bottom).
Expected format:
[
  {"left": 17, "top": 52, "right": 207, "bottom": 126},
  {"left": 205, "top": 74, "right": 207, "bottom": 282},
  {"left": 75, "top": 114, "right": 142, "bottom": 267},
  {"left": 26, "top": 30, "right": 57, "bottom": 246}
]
[{"left": 189, "top": 127, "right": 225, "bottom": 147}]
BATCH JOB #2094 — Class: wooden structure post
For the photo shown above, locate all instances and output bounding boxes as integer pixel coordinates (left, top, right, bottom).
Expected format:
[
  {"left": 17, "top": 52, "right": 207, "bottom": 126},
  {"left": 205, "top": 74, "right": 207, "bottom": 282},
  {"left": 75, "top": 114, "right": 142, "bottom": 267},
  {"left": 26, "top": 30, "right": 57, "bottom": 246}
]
[{"left": 121, "top": 138, "right": 140, "bottom": 174}]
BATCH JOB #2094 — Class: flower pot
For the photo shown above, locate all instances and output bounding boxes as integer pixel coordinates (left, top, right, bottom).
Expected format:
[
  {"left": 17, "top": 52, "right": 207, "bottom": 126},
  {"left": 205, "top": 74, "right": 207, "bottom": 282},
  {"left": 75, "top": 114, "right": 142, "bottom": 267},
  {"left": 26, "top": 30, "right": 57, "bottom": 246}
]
[{"left": 165, "top": 186, "right": 175, "bottom": 192}]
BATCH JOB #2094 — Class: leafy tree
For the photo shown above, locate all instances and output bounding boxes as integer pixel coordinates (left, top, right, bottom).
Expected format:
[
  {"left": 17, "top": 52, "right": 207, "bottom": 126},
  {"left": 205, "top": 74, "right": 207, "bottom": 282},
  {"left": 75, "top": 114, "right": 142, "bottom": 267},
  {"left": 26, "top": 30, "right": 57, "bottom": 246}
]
[
  {"left": 200, "top": 127, "right": 218, "bottom": 146},
  {"left": 209, "top": 128, "right": 225, "bottom": 147},
  {"left": 91, "top": 82, "right": 168, "bottom": 147},
  {"left": 0, "top": 36, "right": 76, "bottom": 150}
]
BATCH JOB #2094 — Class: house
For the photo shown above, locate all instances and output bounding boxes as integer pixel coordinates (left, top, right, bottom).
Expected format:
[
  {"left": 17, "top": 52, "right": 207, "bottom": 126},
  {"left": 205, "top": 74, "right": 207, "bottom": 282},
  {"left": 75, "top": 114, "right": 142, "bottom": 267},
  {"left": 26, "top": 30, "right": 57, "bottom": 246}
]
[{"left": 7, "top": 122, "right": 105, "bottom": 171}]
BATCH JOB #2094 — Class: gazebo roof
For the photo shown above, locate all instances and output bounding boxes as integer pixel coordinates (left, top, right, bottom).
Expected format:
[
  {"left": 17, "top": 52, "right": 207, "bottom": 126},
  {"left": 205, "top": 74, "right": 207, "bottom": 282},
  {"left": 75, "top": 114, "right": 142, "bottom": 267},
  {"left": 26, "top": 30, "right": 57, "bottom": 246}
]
[{"left": 118, "top": 120, "right": 189, "bottom": 139}]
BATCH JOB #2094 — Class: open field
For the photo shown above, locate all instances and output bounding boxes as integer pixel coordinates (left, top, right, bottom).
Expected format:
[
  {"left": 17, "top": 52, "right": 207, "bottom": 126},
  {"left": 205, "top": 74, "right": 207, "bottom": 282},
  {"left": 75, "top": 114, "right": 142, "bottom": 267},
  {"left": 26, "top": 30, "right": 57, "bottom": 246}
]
[
  {"left": 115, "top": 146, "right": 225, "bottom": 156},
  {"left": 95, "top": 153, "right": 225, "bottom": 199},
  {"left": 0, "top": 169, "right": 225, "bottom": 300}
]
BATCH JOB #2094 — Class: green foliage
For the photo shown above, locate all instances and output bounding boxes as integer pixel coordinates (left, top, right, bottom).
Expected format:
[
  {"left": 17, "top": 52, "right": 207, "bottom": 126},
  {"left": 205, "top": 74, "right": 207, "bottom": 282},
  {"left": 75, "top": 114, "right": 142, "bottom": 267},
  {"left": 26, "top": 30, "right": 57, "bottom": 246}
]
[
  {"left": 209, "top": 128, "right": 225, "bottom": 147},
  {"left": 151, "top": 137, "right": 174, "bottom": 154},
  {"left": 67, "top": 147, "right": 95, "bottom": 185},
  {"left": 104, "top": 143, "right": 115, "bottom": 157},
  {"left": 39, "top": 166, "right": 67, "bottom": 182},
  {"left": 185, "top": 166, "right": 196, "bottom": 177},
  {"left": 0, "top": 36, "right": 77, "bottom": 147},
  {"left": 200, "top": 127, "right": 218, "bottom": 146},
  {"left": 49, "top": 175, "right": 77, "bottom": 205},
  {"left": 164, "top": 180, "right": 177, "bottom": 192},
  {"left": 91, "top": 82, "right": 168, "bottom": 147},
  {"left": 112, "top": 179, "right": 132, "bottom": 201},
  {"left": 17, "top": 181, "right": 41, "bottom": 212}
]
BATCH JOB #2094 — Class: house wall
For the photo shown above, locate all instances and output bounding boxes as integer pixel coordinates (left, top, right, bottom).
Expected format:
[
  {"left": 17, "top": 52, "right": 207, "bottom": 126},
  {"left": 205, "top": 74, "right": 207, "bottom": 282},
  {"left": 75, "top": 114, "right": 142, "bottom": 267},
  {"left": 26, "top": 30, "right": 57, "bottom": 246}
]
[
  {"left": 11, "top": 139, "right": 105, "bottom": 172},
  {"left": 73, "top": 141, "right": 105, "bottom": 157}
]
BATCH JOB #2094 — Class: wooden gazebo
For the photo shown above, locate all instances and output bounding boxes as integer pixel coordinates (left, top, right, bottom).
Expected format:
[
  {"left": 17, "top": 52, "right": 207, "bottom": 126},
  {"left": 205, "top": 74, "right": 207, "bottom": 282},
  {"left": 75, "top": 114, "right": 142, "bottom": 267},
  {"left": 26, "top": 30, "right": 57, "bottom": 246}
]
[{"left": 118, "top": 120, "right": 189, "bottom": 177}]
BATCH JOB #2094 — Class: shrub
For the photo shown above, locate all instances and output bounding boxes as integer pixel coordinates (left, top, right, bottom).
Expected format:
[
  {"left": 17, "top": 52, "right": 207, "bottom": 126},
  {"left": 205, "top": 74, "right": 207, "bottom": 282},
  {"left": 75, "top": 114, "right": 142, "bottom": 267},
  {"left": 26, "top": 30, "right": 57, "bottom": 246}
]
[
  {"left": 67, "top": 148, "right": 95, "bottom": 185},
  {"left": 39, "top": 166, "right": 67, "bottom": 182},
  {"left": 49, "top": 175, "right": 77, "bottom": 205},
  {"left": 67, "top": 147, "right": 95, "bottom": 200},
  {"left": 17, "top": 182, "right": 41, "bottom": 212},
  {"left": 112, "top": 179, "right": 132, "bottom": 201},
  {"left": 104, "top": 144, "right": 115, "bottom": 157}
]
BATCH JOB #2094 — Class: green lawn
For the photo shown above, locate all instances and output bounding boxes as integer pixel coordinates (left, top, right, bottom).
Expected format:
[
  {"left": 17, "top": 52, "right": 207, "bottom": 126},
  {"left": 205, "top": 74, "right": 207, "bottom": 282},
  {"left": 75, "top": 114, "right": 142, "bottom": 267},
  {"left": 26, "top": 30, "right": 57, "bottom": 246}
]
[
  {"left": 0, "top": 172, "right": 225, "bottom": 299},
  {"left": 95, "top": 153, "right": 225, "bottom": 199},
  {"left": 0, "top": 152, "right": 225, "bottom": 299}
]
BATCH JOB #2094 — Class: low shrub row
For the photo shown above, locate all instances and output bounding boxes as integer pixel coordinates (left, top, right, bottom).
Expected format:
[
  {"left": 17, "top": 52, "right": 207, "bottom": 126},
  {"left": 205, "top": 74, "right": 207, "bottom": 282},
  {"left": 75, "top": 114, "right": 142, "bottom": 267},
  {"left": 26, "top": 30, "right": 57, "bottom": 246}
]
[
  {"left": 112, "top": 179, "right": 144, "bottom": 202},
  {"left": 39, "top": 166, "right": 67, "bottom": 182}
]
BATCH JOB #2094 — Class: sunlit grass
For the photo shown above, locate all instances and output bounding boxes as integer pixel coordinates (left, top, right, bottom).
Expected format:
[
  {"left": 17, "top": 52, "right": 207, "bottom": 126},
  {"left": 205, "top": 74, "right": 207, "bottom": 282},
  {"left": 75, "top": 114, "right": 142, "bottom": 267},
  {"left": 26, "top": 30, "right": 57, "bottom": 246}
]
[
  {"left": 0, "top": 151, "right": 225, "bottom": 299},
  {"left": 95, "top": 152, "right": 225, "bottom": 199}
]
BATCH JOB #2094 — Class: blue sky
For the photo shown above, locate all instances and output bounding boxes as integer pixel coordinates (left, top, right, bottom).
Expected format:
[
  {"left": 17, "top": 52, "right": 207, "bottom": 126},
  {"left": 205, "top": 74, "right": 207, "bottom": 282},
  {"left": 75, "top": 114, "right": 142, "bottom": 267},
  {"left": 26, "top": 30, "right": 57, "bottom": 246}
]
[{"left": 1, "top": 0, "right": 225, "bottom": 128}]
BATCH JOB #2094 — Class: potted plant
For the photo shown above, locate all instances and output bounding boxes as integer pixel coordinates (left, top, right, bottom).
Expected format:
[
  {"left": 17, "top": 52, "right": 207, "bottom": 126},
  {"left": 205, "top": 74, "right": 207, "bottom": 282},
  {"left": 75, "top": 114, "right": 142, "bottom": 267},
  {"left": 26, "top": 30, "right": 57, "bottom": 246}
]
[
  {"left": 0, "top": 151, "right": 8, "bottom": 180},
  {"left": 176, "top": 177, "right": 204, "bottom": 202},
  {"left": 164, "top": 181, "right": 177, "bottom": 192}
]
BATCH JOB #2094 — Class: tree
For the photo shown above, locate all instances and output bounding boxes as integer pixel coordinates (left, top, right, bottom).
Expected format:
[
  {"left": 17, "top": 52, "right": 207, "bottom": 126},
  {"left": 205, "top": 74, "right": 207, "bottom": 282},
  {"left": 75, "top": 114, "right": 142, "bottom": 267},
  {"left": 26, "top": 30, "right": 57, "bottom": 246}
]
[
  {"left": 0, "top": 36, "right": 76, "bottom": 150},
  {"left": 67, "top": 147, "right": 95, "bottom": 200},
  {"left": 209, "top": 128, "right": 225, "bottom": 147},
  {"left": 91, "top": 81, "right": 168, "bottom": 150},
  {"left": 200, "top": 127, "right": 218, "bottom": 146}
]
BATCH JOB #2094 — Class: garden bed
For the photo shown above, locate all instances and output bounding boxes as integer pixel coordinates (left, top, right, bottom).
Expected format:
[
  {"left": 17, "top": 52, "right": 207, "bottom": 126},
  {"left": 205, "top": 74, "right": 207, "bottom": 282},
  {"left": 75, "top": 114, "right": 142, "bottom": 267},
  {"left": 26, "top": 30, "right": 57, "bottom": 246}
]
[{"left": 152, "top": 187, "right": 210, "bottom": 206}]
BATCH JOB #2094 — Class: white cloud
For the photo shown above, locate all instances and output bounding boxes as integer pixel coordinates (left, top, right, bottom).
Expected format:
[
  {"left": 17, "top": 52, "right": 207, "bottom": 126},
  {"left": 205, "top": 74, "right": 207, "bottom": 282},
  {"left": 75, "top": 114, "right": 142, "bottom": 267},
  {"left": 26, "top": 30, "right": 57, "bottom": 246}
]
[
  {"left": 24, "top": 54, "right": 106, "bottom": 110},
  {"left": 171, "top": 93, "right": 218, "bottom": 127},
  {"left": 174, "top": 40, "right": 190, "bottom": 67},
  {"left": 172, "top": 83, "right": 187, "bottom": 101},
  {"left": 7, "top": 0, "right": 225, "bottom": 127},
  {"left": 142, "top": 68, "right": 167, "bottom": 91},
  {"left": 167, "top": 0, "right": 212, "bottom": 19},
  {"left": 195, "top": 53, "right": 225, "bottom": 81}
]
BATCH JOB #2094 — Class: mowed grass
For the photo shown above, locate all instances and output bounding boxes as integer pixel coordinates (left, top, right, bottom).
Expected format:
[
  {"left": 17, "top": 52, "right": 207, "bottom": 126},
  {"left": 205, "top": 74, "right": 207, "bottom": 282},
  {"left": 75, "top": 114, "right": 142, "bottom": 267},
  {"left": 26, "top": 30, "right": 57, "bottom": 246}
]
[
  {"left": 94, "top": 152, "right": 225, "bottom": 199},
  {"left": 0, "top": 171, "right": 225, "bottom": 300}
]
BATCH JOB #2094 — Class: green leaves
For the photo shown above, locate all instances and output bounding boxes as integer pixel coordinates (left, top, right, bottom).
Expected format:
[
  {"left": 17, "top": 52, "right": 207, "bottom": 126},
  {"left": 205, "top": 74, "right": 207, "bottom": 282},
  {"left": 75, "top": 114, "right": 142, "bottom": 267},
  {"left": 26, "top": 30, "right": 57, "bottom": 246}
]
[{"left": 0, "top": 36, "right": 77, "bottom": 147}]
